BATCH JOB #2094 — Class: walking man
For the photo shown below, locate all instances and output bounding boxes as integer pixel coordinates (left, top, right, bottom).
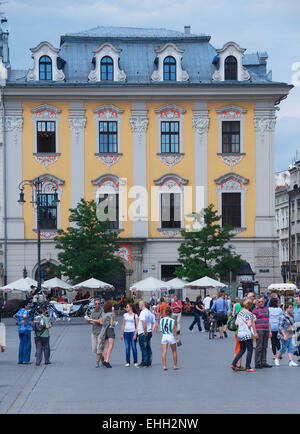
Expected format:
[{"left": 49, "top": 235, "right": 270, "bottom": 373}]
[
  {"left": 252, "top": 295, "right": 272, "bottom": 369},
  {"left": 138, "top": 300, "right": 155, "bottom": 367},
  {"left": 292, "top": 294, "right": 300, "bottom": 359},
  {"left": 211, "top": 292, "right": 229, "bottom": 339},
  {"left": 85, "top": 298, "right": 103, "bottom": 367},
  {"left": 34, "top": 304, "right": 52, "bottom": 366}
]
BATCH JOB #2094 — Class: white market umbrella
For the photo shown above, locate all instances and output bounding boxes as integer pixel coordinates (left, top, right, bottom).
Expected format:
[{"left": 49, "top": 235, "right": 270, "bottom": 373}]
[
  {"left": 130, "top": 276, "right": 171, "bottom": 292},
  {"left": 184, "top": 276, "right": 226, "bottom": 289},
  {"left": 72, "top": 277, "right": 114, "bottom": 291},
  {"left": 167, "top": 277, "right": 186, "bottom": 290},
  {"left": 0, "top": 277, "right": 38, "bottom": 293},
  {"left": 42, "top": 277, "right": 73, "bottom": 291},
  {"left": 268, "top": 283, "right": 297, "bottom": 292}
]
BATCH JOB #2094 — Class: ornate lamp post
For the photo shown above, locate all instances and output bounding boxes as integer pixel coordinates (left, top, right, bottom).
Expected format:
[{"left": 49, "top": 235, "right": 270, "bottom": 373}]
[{"left": 18, "top": 177, "right": 60, "bottom": 292}]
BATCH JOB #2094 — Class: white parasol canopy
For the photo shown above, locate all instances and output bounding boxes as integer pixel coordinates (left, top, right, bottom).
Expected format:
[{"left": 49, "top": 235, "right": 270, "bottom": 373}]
[
  {"left": 72, "top": 277, "right": 114, "bottom": 290},
  {"left": 184, "top": 276, "right": 226, "bottom": 289},
  {"left": 0, "top": 277, "right": 38, "bottom": 293},
  {"left": 268, "top": 283, "right": 297, "bottom": 292},
  {"left": 167, "top": 277, "right": 187, "bottom": 290},
  {"left": 42, "top": 277, "right": 73, "bottom": 291},
  {"left": 130, "top": 276, "right": 171, "bottom": 292}
]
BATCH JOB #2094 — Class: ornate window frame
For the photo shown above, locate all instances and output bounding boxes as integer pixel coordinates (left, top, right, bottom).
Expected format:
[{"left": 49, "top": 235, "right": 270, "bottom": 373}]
[
  {"left": 31, "top": 173, "right": 64, "bottom": 238},
  {"left": 216, "top": 105, "right": 247, "bottom": 170},
  {"left": 92, "top": 174, "right": 126, "bottom": 231},
  {"left": 88, "top": 43, "right": 126, "bottom": 82},
  {"left": 212, "top": 41, "right": 250, "bottom": 82},
  {"left": 31, "top": 104, "right": 61, "bottom": 169},
  {"left": 155, "top": 104, "right": 186, "bottom": 170},
  {"left": 26, "top": 41, "right": 65, "bottom": 82},
  {"left": 215, "top": 173, "right": 249, "bottom": 232},
  {"left": 93, "top": 105, "right": 124, "bottom": 169},
  {"left": 151, "top": 43, "right": 189, "bottom": 82},
  {"left": 154, "top": 174, "right": 188, "bottom": 236}
]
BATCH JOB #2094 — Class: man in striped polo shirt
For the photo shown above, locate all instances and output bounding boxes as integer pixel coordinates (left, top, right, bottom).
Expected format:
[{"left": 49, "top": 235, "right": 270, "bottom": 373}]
[
  {"left": 252, "top": 296, "right": 272, "bottom": 369},
  {"left": 159, "top": 306, "right": 180, "bottom": 370}
]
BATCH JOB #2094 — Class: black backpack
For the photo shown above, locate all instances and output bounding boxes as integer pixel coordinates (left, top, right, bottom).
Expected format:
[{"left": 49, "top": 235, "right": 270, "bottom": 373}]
[{"left": 33, "top": 315, "right": 45, "bottom": 332}]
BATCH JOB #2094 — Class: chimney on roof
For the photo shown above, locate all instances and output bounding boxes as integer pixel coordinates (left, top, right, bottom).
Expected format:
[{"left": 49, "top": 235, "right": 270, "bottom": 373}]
[{"left": 184, "top": 25, "right": 191, "bottom": 35}]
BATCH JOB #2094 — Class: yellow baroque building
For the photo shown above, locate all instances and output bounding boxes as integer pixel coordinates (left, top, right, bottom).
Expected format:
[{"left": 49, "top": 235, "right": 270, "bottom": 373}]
[{"left": 1, "top": 24, "right": 292, "bottom": 292}]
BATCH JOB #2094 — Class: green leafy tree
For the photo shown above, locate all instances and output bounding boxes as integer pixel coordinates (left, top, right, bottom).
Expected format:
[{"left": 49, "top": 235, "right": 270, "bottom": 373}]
[
  {"left": 175, "top": 204, "right": 244, "bottom": 282},
  {"left": 54, "top": 199, "right": 123, "bottom": 283}
]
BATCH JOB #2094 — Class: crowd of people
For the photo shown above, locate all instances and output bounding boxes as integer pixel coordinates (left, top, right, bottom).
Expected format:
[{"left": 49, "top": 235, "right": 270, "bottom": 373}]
[{"left": 5, "top": 287, "right": 300, "bottom": 372}]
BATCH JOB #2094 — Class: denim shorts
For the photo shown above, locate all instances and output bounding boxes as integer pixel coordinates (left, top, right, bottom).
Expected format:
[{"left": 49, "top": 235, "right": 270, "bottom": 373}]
[{"left": 280, "top": 337, "right": 294, "bottom": 354}]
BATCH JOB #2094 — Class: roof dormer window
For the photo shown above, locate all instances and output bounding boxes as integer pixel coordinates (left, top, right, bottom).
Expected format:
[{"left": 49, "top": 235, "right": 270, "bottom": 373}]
[
  {"left": 26, "top": 41, "right": 65, "bottom": 82},
  {"left": 39, "top": 55, "right": 52, "bottom": 81},
  {"left": 101, "top": 56, "right": 114, "bottom": 81},
  {"left": 224, "top": 56, "right": 237, "bottom": 80},
  {"left": 163, "top": 56, "right": 176, "bottom": 81},
  {"left": 212, "top": 42, "right": 250, "bottom": 82}
]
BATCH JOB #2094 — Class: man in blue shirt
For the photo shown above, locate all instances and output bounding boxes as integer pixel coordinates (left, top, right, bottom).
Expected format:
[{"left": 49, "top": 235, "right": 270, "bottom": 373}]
[
  {"left": 13, "top": 300, "right": 33, "bottom": 364},
  {"left": 211, "top": 291, "right": 229, "bottom": 339}
]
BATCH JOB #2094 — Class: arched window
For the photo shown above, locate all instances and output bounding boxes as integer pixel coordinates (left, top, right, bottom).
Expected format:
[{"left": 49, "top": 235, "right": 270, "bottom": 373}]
[
  {"left": 224, "top": 56, "right": 237, "bottom": 80},
  {"left": 39, "top": 56, "right": 52, "bottom": 80},
  {"left": 101, "top": 56, "right": 114, "bottom": 81},
  {"left": 163, "top": 56, "right": 176, "bottom": 81}
]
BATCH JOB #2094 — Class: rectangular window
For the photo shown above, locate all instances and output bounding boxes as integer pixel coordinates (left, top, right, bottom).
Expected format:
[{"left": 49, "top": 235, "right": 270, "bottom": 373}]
[
  {"left": 222, "top": 192, "right": 241, "bottom": 227},
  {"left": 37, "top": 121, "right": 56, "bottom": 153},
  {"left": 161, "top": 193, "right": 181, "bottom": 228},
  {"left": 98, "top": 194, "right": 119, "bottom": 229},
  {"left": 39, "top": 194, "right": 57, "bottom": 230},
  {"left": 161, "top": 121, "right": 179, "bottom": 153},
  {"left": 222, "top": 121, "right": 240, "bottom": 153},
  {"left": 99, "top": 121, "right": 117, "bottom": 153}
]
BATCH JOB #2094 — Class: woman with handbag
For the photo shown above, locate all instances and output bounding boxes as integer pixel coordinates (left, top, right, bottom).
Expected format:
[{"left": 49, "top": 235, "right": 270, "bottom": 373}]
[
  {"left": 231, "top": 299, "right": 256, "bottom": 372},
  {"left": 276, "top": 302, "right": 298, "bottom": 367}
]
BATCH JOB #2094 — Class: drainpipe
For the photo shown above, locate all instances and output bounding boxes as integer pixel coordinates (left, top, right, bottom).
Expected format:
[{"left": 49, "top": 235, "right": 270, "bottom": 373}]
[{"left": 1, "top": 85, "right": 7, "bottom": 286}]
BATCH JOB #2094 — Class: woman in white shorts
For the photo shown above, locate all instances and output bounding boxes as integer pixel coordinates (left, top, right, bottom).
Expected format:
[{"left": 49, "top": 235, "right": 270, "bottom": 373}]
[{"left": 159, "top": 306, "right": 180, "bottom": 370}]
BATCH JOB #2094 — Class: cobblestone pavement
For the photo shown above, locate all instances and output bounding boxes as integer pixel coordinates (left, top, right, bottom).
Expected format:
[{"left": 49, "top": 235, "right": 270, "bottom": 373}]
[{"left": 0, "top": 316, "right": 299, "bottom": 414}]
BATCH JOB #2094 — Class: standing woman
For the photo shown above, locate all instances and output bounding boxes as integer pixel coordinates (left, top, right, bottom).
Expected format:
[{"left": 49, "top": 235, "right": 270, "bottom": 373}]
[
  {"left": 99, "top": 301, "right": 116, "bottom": 368},
  {"left": 120, "top": 303, "right": 139, "bottom": 367},
  {"left": 231, "top": 299, "right": 256, "bottom": 372},
  {"left": 13, "top": 300, "right": 33, "bottom": 364},
  {"left": 277, "top": 301, "right": 298, "bottom": 367},
  {"left": 160, "top": 306, "right": 180, "bottom": 370},
  {"left": 268, "top": 297, "right": 283, "bottom": 365}
]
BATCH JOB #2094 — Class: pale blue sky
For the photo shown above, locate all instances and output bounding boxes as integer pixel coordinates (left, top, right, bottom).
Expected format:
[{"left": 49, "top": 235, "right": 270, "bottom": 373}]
[{"left": 4, "top": 0, "right": 300, "bottom": 171}]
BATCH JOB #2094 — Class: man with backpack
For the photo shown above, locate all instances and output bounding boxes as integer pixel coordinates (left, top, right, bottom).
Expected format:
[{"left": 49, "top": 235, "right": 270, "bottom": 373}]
[{"left": 33, "top": 304, "right": 52, "bottom": 366}]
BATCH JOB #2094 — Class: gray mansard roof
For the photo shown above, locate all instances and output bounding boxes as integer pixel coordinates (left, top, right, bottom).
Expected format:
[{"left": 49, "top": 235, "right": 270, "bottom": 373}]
[{"left": 6, "top": 26, "right": 282, "bottom": 85}]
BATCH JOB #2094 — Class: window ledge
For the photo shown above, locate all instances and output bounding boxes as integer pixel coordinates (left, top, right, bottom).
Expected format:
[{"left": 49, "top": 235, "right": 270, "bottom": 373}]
[
  {"left": 33, "top": 228, "right": 58, "bottom": 240},
  {"left": 217, "top": 153, "right": 245, "bottom": 170},
  {"left": 33, "top": 153, "right": 61, "bottom": 169},
  {"left": 157, "top": 227, "right": 182, "bottom": 237},
  {"left": 95, "top": 153, "right": 122, "bottom": 169},
  {"left": 157, "top": 153, "right": 184, "bottom": 169}
]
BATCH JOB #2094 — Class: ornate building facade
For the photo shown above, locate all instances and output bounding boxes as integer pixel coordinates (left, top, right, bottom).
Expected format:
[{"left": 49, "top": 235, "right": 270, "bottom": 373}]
[{"left": 0, "top": 24, "right": 292, "bottom": 291}]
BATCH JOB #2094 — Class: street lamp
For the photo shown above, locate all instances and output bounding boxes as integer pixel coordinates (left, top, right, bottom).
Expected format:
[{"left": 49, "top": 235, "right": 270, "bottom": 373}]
[{"left": 17, "top": 177, "right": 60, "bottom": 292}]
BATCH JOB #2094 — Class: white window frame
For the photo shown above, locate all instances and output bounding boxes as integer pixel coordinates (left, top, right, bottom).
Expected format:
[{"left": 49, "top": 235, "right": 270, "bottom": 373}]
[
  {"left": 154, "top": 174, "right": 188, "bottom": 232},
  {"left": 88, "top": 43, "right": 126, "bottom": 82},
  {"left": 215, "top": 173, "right": 249, "bottom": 231},
  {"left": 151, "top": 43, "right": 189, "bottom": 82},
  {"left": 212, "top": 41, "right": 250, "bottom": 82},
  {"left": 26, "top": 41, "right": 65, "bottom": 82},
  {"left": 32, "top": 104, "right": 61, "bottom": 154},
  {"left": 92, "top": 174, "right": 126, "bottom": 231}
]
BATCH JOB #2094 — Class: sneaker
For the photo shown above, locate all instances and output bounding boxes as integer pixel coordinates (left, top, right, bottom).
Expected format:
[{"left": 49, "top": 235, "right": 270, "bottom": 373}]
[
  {"left": 274, "top": 358, "right": 280, "bottom": 367},
  {"left": 289, "top": 360, "right": 298, "bottom": 367},
  {"left": 103, "top": 361, "right": 112, "bottom": 368},
  {"left": 95, "top": 361, "right": 100, "bottom": 368},
  {"left": 134, "top": 363, "right": 139, "bottom": 367},
  {"left": 125, "top": 363, "right": 130, "bottom": 367},
  {"left": 246, "top": 368, "right": 256, "bottom": 372}
]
